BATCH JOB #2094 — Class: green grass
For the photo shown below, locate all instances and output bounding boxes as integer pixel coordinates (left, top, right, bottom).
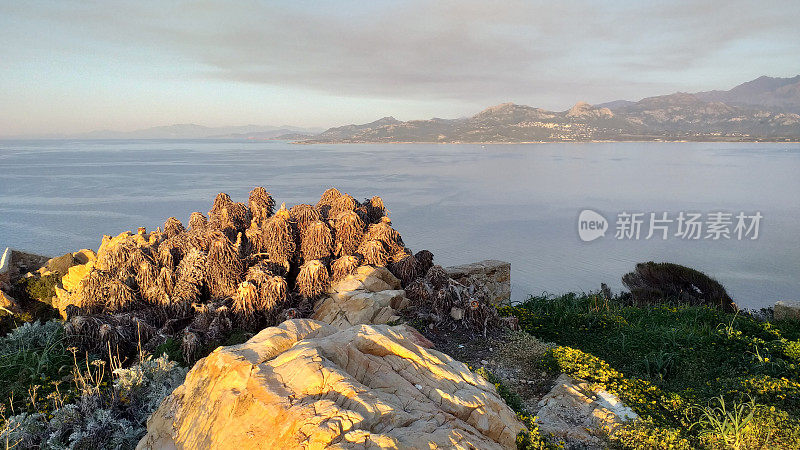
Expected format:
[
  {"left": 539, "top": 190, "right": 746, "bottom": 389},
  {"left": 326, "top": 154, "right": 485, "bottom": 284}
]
[
  {"left": 0, "top": 321, "right": 78, "bottom": 419},
  {"left": 499, "top": 293, "right": 800, "bottom": 449}
]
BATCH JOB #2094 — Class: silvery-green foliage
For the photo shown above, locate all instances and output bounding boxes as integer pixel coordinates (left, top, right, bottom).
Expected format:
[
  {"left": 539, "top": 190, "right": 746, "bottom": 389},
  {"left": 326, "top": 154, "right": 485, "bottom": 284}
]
[
  {"left": 1, "top": 319, "right": 63, "bottom": 348},
  {"left": 1, "top": 352, "right": 187, "bottom": 449},
  {"left": 113, "top": 353, "right": 188, "bottom": 425},
  {"left": 0, "top": 412, "right": 46, "bottom": 449}
]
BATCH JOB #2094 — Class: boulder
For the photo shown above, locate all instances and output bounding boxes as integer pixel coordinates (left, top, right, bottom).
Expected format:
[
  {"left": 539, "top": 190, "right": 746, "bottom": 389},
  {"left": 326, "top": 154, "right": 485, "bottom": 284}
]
[
  {"left": 62, "top": 261, "right": 94, "bottom": 292},
  {"left": 72, "top": 249, "right": 97, "bottom": 265},
  {"left": 0, "top": 290, "right": 23, "bottom": 315},
  {"left": 0, "top": 247, "right": 10, "bottom": 285},
  {"left": 446, "top": 260, "right": 511, "bottom": 305},
  {"left": 312, "top": 265, "right": 409, "bottom": 329},
  {"left": 774, "top": 300, "right": 800, "bottom": 321},
  {"left": 45, "top": 253, "right": 78, "bottom": 275},
  {"left": 139, "top": 319, "right": 524, "bottom": 449},
  {"left": 535, "top": 374, "right": 637, "bottom": 448}
]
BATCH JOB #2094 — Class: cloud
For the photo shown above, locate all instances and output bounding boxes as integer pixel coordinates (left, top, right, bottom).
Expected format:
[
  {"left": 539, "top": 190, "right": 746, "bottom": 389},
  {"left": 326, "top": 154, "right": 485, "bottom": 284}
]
[{"left": 5, "top": 0, "right": 800, "bottom": 109}]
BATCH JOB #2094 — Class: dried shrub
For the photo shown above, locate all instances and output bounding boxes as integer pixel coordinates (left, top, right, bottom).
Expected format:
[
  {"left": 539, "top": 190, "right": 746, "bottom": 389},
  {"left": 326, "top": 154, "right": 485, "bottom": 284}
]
[
  {"left": 364, "top": 220, "right": 404, "bottom": 254},
  {"left": 363, "top": 196, "right": 386, "bottom": 223},
  {"left": 260, "top": 275, "right": 289, "bottom": 313},
  {"left": 157, "top": 236, "right": 183, "bottom": 270},
  {"left": 158, "top": 267, "right": 175, "bottom": 297},
  {"left": 247, "top": 260, "right": 287, "bottom": 278},
  {"left": 262, "top": 213, "right": 296, "bottom": 271},
  {"left": 357, "top": 239, "right": 388, "bottom": 267},
  {"left": 188, "top": 212, "right": 208, "bottom": 231},
  {"left": 622, "top": 261, "right": 736, "bottom": 312},
  {"left": 181, "top": 330, "right": 200, "bottom": 363},
  {"left": 331, "top": 254, "right": 361, "bottom": 282},
  {"left": 72, "top": 267, "right": 137, "bottom": 313},
  {"left": 414, "top": 249, "right": 434, "bottom": 275},
  {"left": 333, "top": 210, "right": 365, "bottom": 256},
  {"left": 104, "top": 277, "right": 137, "bottom": 311},
  {"left": 207, "top": 305, "right": 232, "bottom": 342},
  {"left": 233, "top": 281, "right": 259, "bottom": 316},
  {"left": 464, "top": 296, "right": 499, "bottom": 334},
  {"left": 136, "top": 259, "right": 168, "bottom": 306},
  {"left": 248, "top": 186, "right": 275, "bottom": 224},
  {"left": 163, "top": 217, "right": 185, "bottom": 239},
  {"left": 289, "top": 204, "right": 322, "bottom": 237},
  {"left": 73, "top": 270, "right": 114, "bottom": 312},
  {"left": 205, "top": 237, "right": 243, "bottom": 300},
  {"left": 172, "top": 248, "right": 206, "bottom": 307},
  {"left": 296, "top": 260, "right": 330, "bottom": 298},
  {"left": 404, "top": 279, "right": 433, "bottom": 306},
  {"left": 328, "top": 194, "right": 358, "bottom": 220},
  {"left": 209, "top": 192, "right": 233, "bottom": 217},
  {"left": 96, "top": 237, "right": 138, "bottom": 273},
  {"left": 316, "top": 187, "right": 342, "bottom": 210},
  {"left": 389, "top": 254, "right": 417, "bottom": 287},
  {"left": 301, "top": 220, "right": 334, "bottom": 261},
  {"left": 245, "top": 220, "right": 265, "bottom": 253},
  {"left": 224, "top": 202, "right": 251, "bottom": 231},
  {"left": 425, "top": 265, "right": 449, "bottom": 290},
  {"left": 389, "top": 247, "right": 412, "bottom": 264}
]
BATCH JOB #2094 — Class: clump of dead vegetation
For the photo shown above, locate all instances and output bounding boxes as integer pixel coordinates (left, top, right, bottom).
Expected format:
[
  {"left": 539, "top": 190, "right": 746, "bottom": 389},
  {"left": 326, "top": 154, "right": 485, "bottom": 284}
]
[{"left": 54, "top": 187, "right": 507, "bottom": 367}]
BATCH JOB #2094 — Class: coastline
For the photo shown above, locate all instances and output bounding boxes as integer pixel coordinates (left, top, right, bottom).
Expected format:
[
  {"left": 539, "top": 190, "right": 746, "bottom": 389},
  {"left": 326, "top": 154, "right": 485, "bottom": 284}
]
[{"left": 293, "top": 137, "right": 800, "bottom": 145}]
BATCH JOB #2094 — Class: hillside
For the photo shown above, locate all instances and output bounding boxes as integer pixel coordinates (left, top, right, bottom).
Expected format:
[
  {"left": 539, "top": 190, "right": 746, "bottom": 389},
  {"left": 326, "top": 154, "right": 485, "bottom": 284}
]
[{"left": 306, "top": 76, "right": 800, "bottom": 143}]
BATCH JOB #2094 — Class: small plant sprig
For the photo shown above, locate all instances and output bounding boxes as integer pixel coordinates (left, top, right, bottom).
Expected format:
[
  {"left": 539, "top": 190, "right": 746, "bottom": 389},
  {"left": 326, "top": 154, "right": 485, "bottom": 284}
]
[{"left": 689, "top": 395, "right": 760, "bottom": 450}]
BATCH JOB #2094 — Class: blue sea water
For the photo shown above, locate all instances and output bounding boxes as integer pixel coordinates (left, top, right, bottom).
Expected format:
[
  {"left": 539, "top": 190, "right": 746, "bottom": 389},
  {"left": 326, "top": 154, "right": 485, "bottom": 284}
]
[{"left": 0, "top": 139, "right": 798, "bottom": 310}]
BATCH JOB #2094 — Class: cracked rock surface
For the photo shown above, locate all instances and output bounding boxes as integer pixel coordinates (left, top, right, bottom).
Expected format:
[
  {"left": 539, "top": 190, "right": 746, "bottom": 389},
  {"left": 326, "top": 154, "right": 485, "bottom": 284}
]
[
  {"left": 312, "top": 266, "right": 410, "bottom": 329},
  {"left": 138, "top": 319, "right": 524, "bottom": 449},
  {"left": 535, "top": 374, "right": 638, "bottom": 448}
]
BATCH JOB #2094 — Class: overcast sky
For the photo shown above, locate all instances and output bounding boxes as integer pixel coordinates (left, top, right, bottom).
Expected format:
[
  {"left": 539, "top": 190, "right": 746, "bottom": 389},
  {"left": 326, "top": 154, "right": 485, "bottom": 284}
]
[{"left": 1, "top": 0, "right": 799, "bottom": 135}]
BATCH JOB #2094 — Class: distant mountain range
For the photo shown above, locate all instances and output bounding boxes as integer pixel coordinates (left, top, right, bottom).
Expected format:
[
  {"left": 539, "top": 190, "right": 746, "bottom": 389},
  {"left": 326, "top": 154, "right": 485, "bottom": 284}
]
[
  {"left": 306, "top": 75, "right": 800, "bottom": 143},
  {"left": 6, "top": 75, "right": 798, "bottom": 142},
  {"left": 6, "top": 124, "right": 324, "bottom": 140}
]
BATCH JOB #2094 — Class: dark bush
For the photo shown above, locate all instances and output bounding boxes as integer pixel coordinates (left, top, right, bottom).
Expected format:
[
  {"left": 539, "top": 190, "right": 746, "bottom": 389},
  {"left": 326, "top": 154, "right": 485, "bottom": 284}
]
[{"left": 622, "top": 261, "right": 736, "bottom": 312}]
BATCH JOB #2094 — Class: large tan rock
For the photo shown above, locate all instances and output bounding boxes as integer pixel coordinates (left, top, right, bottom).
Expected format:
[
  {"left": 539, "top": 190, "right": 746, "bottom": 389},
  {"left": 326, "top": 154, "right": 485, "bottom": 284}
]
[
  {"left": 446, "top": 260, "right": 511, "bottom": 305},
  {"left": 313, "top": 265, "right": 409, "bottom": 329},
  {"left": 45, "top": 253, "right": 79, "bottom": 275},
  {"left": 0, "top": 290, "right": 23, "bottom": 315},
  {"left": 62, "top": 260, "right": 94, "bottom": 292},
  {"left": 138, "top": 319, "right": 525, "bottom": 449},
  {"left": 0, "top": 247, "right": 10, "bottom": 286},
  {"left": 535, "top": 374, "right": 637, "bottom": 448},
  {"left": 72, "top": 249, "right": 96, "bottom": 265}
]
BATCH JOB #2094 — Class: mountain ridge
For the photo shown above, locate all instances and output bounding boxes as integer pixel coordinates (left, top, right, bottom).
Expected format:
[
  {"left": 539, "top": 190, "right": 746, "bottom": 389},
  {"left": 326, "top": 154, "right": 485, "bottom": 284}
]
[
  {"left": 306, "top": 75, "right": 800, "bottom": 143},
  {"left": 3, "top": 124, "right": 325, "bottom": 140}
]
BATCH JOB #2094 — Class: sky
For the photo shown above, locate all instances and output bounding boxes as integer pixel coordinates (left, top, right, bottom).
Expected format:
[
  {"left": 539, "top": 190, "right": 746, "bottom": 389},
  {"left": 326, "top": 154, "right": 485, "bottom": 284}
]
[{"left": 1, "top": 0, "right": 799, "bottom": 136}]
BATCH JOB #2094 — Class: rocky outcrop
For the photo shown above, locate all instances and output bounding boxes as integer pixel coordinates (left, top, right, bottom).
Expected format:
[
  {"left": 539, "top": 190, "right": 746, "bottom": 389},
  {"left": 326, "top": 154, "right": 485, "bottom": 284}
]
[
  {"left": 138, "top": 319, "right": 525, "bottom": 449},
  {"left": 774, "top": 300, "right": 800, "bottom": 321},
  {"left": 535, "top": 374, "right": 638, "bottom": 448},
  {"left": 0, "top": 248, "right": 50, "bottom": 288},
  {"left": 0, "top": 290, "right": 23, "bottom": 315},
  {"left": 0, "top": 248, "right": 10, "bottom": 287},
  {"left": 445, "top": 260, "right": 511, "bottom": 305},
  {"left": 312, "top": 265, "right": 410, "bottom": 329}
]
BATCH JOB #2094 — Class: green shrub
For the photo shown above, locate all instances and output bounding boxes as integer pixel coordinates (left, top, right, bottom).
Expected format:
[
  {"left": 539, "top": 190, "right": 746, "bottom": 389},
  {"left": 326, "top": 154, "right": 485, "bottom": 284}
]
[
  {"left": 1, "top": 353, "right": 186, "bottom": 449},
  {"left": 13, "top": 273, "right": 60, "bottom": 303},
  {"left": 622, "top": 262, "right": 735, "bottom": 312},
  {"left": 500, "top": 293, "right": 800, "bottom": 448},
  {"left": 0, "top": 320, "right": 76, "bottom": 418}
]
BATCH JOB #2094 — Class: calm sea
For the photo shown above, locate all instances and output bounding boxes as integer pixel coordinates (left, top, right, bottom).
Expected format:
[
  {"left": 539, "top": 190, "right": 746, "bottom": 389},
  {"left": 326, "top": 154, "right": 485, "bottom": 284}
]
[{"left": 0, "top": 140, "right": 797, "bottom": 310}]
